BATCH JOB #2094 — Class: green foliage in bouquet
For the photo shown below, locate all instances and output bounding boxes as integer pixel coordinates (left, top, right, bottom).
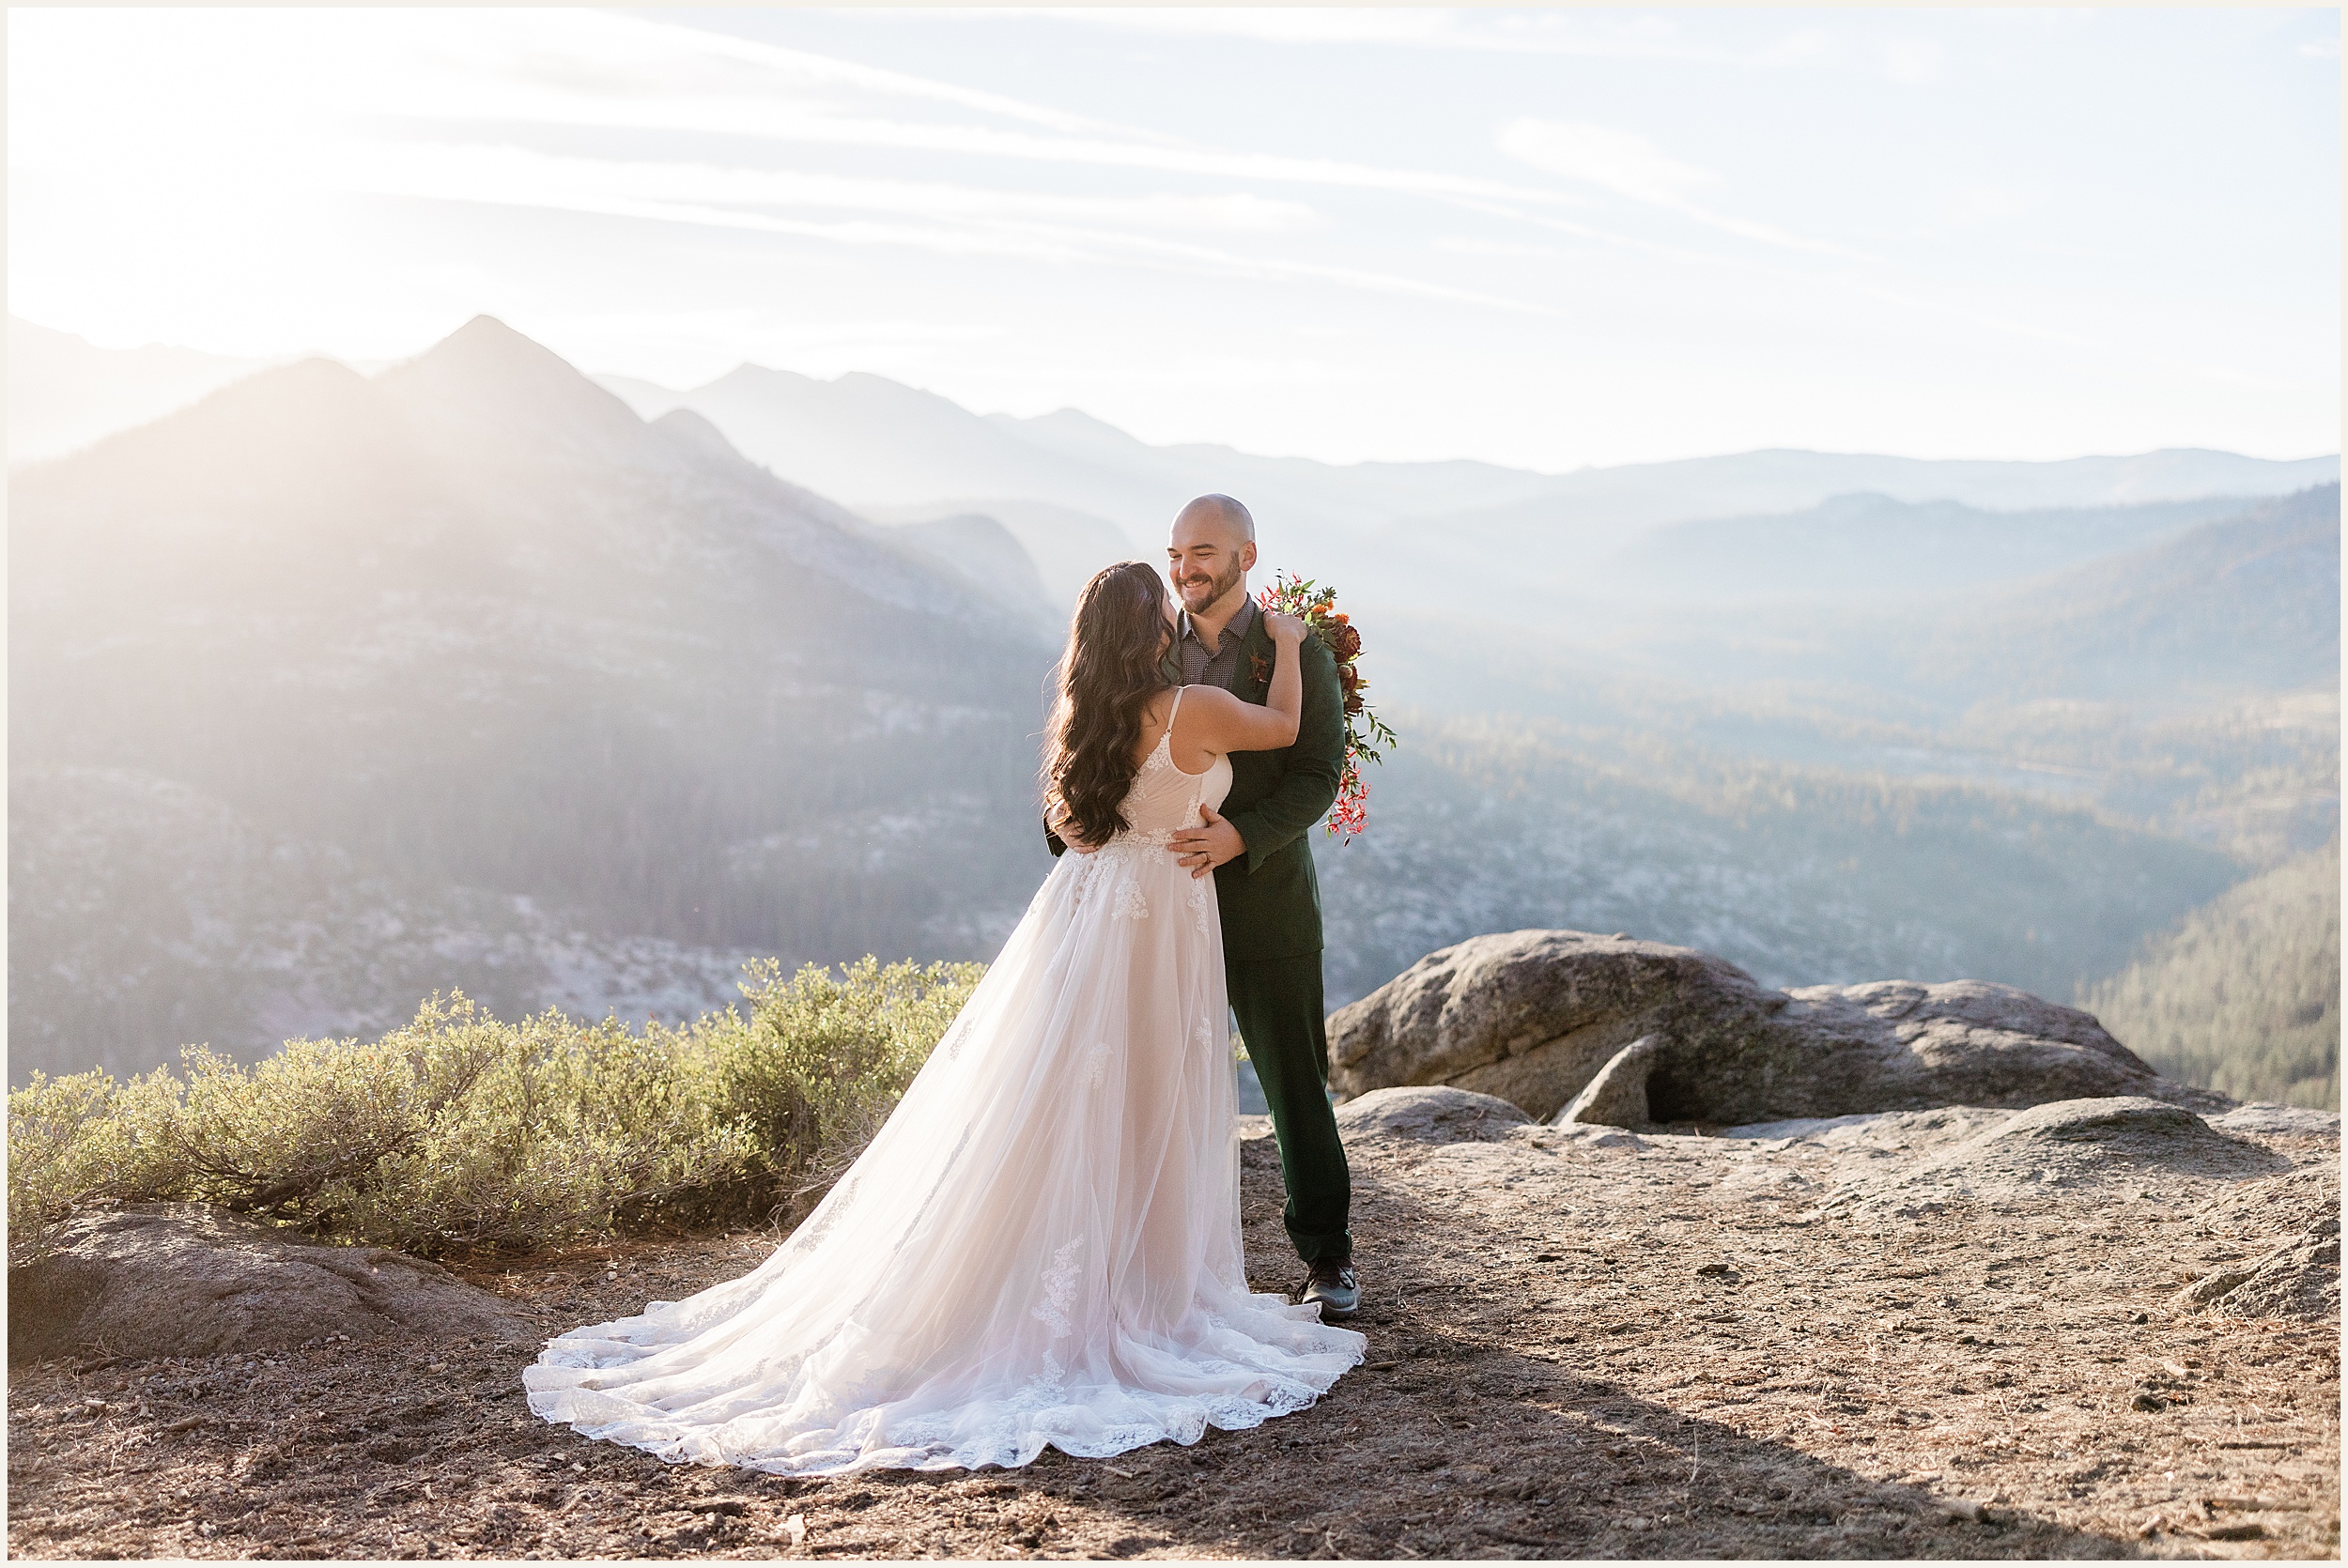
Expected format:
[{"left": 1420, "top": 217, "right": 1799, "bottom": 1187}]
[
  {"left": 7, "top": 957, "right": 982, "bottom": 1263},
  {"left": 1255, "top": 573, "right": 1397, "bottom": 839}
]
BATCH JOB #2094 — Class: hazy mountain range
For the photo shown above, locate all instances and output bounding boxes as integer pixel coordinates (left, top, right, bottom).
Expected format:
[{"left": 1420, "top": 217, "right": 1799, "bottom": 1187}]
[
  {"left": 11, "top": 318, "right": 1057, "bottom": 1076},
  {"left": 9, "top": 316, "right": 274, "bottom": 466},
  {"left": 1580, "top": 484, "right": 2343, "bottom": 708},
  {"left": 8, "top": 316, "right": 2339, "bottom": 1105},
  {"left": 18, "top": 312, "right": 2334, "bottom": 612},
  {"left": 597, "top": 360, "right": 2338, "bottom": 618}
]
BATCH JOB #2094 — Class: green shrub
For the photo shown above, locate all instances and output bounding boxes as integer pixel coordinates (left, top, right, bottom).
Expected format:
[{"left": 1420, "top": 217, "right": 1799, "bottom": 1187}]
[
  {"left": 8, "top": 1068, "right": 158, "bottom": 1260},
  {"left": 667, "top": 956, "right": 982, "bottom": 1230},
  {"left": 6, "top": 958, "right": 982, "bottom": 1262}
]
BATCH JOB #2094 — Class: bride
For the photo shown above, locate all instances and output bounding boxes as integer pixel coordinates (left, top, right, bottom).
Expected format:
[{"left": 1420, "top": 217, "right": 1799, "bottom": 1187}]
[{"left": 524, "top": 561, "right": 1367, "bottom": 1475}]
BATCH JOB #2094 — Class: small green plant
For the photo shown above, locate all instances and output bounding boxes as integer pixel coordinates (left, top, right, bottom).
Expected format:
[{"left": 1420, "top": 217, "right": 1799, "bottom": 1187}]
[{"left": 6, "top": 958, "right": 983, "bottom": 1262}]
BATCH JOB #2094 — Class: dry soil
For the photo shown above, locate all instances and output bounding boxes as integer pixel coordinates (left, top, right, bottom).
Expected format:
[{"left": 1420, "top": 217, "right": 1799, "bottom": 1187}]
[{"left": 8, "top": 1110, "right": 2338, "bottom": 1560}]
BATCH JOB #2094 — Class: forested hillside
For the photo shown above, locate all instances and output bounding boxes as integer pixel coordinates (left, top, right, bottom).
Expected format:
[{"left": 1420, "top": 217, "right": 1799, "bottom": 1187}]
[
  {"left": 2082, "top": 839, "right": 2340, "bottom": 1108},
  {"left": 1316, "top": 715, "right": 2242, "bottom": 1008}
]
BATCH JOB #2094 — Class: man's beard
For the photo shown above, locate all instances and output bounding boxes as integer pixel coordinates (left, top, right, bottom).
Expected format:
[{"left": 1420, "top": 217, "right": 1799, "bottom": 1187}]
[{"left": 1178, "top": 557, "right": 1244, "bottom": 614}]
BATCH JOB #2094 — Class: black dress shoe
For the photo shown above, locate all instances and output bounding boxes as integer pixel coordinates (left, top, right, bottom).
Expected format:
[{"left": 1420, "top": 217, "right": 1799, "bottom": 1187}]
[{"left": 1299, "top": 1259, "right": 1360, "bottom": 1319}]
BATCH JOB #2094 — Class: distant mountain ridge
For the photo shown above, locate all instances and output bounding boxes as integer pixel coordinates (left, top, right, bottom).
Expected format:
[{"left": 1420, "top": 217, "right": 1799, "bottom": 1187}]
[
  {"left": 1580, "top": 484, "right": 2341, "bottom": 712},
  {"left": 596, "top": 361, "right": 2338, "bottom": 613},
  {"left": 1939, "top": 483, "right": 2343, "bottom": 700},
  {"left": 864, "top": 498, "right": 1133, "bottom": 609},
  {"left": 9, "top": 315, "right": 274, "bottom": 465},
  {"left": 17, "top": 318, "right": 2330, "bottom": 609},
  {"left": 1589, "top": 491, "right": 2263, "bottom": 605}
]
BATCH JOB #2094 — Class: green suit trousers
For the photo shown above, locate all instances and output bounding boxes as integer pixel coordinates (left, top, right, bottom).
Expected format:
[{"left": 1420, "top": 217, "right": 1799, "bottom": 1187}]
[{"left": 1228, "top": 951, "right": 1352, "bottom": 1265}]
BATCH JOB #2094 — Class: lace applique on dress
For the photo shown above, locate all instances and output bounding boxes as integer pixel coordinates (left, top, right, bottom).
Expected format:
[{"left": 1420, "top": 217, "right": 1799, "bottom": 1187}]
[
  {"left": 1186, "top": 876, "right": 1211, "bottom": 934},
  {"left": 793, "top": 1174, "right": 858, "bottom": 1253},
  {"left": 1031, "top": 1237, "right": 1084, "bottom": 1337},
  {"left": 1082, "top": 1042, "right": 1113, "bottom": 1087},
  {"left": 1028, "top": 1347, "right": 1066, "bottom": 1398},
  {"left": 1113, "top": 876, "right": 1150, "bottom": 920},
  {"left": 828, "top": 1365, "right": 901, "bottom": 1419}
]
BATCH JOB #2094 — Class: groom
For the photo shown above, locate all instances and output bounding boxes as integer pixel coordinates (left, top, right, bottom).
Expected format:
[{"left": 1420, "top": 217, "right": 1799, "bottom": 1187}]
[{"left": 1044, "top": 496, "right": 1359, "bottom": 1317}]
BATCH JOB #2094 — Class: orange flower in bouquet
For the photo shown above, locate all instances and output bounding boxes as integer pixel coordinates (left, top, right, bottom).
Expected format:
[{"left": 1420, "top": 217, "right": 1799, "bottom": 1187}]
[{"left": 1255, "top": 574, "right": 1396, "bottom": 840}]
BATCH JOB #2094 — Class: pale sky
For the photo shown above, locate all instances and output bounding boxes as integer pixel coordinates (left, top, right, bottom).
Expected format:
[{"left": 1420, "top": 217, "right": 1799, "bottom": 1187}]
[{"left": 9, "top": 7, "right": 2339, "bottom": 469}]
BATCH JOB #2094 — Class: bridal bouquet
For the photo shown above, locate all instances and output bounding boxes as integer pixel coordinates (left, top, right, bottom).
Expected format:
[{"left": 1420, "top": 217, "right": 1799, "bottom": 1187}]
[{"left": 1256, "top": 573, "right": 1396, "bottom": 841}]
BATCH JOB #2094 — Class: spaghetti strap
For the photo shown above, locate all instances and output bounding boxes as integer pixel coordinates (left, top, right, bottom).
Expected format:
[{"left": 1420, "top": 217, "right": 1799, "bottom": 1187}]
[{"left": 1157, "top": 684, "right": 1220, "bottom": 779}]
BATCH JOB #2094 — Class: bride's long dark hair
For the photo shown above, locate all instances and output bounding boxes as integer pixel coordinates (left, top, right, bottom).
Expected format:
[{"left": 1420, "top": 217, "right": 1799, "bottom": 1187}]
[{"left": 1045, "top": 561, "right": 1174, "bottom": 847}]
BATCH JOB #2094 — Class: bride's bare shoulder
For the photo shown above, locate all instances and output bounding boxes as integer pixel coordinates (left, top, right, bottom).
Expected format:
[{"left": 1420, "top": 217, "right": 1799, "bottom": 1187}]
[
  {"left": 1166, "top": 684, "right": 1246, "bottom": 758},
  {"left": 1171, "top": 684, "right": 1245, "bottom": 726},
  {"left": 1126, "top": 686, "right": 1180, "bottom": 764},
  {"left": 1173, "top": 683, "right": 1240, "bottom": 714}
]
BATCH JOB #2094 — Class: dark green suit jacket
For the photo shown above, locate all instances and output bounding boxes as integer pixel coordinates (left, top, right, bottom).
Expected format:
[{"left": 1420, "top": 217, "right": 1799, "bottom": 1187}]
[
  {"left": 1198, "top": 610, "right": 1344, "bottom": 960},
  {"left": 1044, "top": 610, "right": 1345, "bottom": 961}
]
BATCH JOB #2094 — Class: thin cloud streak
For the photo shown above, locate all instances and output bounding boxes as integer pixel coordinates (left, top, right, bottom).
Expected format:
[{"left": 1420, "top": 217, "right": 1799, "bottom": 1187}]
[
  {"left": 386, "top": 101, "right": 1602, "bottom": 218},
  {"left": 348, "top": 140, "right": 1326, "bottom": 236},
  {"left": 345, "top": 13, "right": 1615, "bottom": 217},
  {"left": 220, "top": 10, "right": 1846, "bottom": 316},
  {"left": 1497, "top": 118, "right": 1877, "bottom": 262},
  {"left": 337, "top": 141, "right": 1563, "bottom": 317},
  {"left": 994, "top": 7, "right": 1738, "bottom": 64}
]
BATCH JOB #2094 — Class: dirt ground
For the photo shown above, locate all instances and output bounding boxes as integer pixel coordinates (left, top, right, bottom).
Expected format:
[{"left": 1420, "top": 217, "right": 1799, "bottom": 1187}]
[{"left": 8, "top": 1111, "right": 2339, "bottom": 1560}]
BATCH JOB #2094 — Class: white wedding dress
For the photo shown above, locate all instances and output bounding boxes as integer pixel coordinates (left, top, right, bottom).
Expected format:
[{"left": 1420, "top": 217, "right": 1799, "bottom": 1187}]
[{"left": 524, "top": 689, "right": 1366, "bottom": 1474}]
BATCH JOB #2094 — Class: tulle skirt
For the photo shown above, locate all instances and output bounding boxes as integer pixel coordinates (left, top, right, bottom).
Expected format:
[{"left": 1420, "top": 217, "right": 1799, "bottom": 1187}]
[{"left": 522, "top": 832, "right": 1366, "bottom": 1474}]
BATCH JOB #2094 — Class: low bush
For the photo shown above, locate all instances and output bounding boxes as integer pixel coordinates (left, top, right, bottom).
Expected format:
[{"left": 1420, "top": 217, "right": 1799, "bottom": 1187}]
[{"left": 7, "top": 957, "right": 982, "bottom": 1262}]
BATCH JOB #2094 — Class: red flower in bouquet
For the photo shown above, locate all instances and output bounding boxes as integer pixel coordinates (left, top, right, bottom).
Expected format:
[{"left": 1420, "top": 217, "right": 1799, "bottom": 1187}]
[{"left": 1255, "top": 573, "right": 1397, "bottom": 842}]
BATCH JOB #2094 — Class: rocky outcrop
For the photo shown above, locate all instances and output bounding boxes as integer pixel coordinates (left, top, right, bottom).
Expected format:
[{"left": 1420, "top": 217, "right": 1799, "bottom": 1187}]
[
  {"left": 2209, "top": 1103, "right": 2342, "bottom": 1140},
  {"left": 1816, "top": 1097, "right": 2289, "bottom": 1216},
  {"left": 1328, "top": 930, "right": 2228, "bottom": 1124},
  {"left": 1552, "top": 1035, "right": 1664, "bottom": 1129},
  {"left": 1924, "top": 1097, "right": 2275, "bottom": 1179},
  {"left": 1333, "top": 1085, "right": 1531, "bottom": 1145},
  {"left": 8, "top": 1204, "right": 534, "bottom": 1364},
  {"left": 2180, "top": 1218, "right": 2340, "bottom": 1320},
  {"left": 1327, "top": 931, "right": 1775, "bottom": 1120}
]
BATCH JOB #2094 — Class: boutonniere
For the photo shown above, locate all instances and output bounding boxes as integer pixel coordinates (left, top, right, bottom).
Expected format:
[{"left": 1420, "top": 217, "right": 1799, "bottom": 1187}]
[{"left": 1247, "top": 651, "right": 1273, "bottom": 686}]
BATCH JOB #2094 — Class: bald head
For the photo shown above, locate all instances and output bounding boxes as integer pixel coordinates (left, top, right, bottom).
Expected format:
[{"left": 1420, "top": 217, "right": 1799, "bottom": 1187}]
[{"left": 1174, "top": 493, "right": 1255, "bottom": 546}]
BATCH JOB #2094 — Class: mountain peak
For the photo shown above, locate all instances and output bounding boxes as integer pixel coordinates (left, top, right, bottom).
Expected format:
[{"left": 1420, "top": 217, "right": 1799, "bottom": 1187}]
[
  {"left": 399, "top": 315, "right": 584, "bottom": 382},
  {"left": 378, "top": 316, "right": 646, "bottom": 448},
  {"left": 707, "top": 361, "right": 821, "bottom": 394},
  {"left": 995, "top": 406, "right": 1156, "bottom": 464}
]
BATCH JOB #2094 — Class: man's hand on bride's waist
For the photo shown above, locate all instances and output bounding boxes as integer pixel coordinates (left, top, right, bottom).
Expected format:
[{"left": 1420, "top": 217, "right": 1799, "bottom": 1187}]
[
  {"left": 1050, "top": 809, "right": 1102, "bottom": 856},
  {"left": 1169, "top": 804, "right": 1245, "bottom": 879}
]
